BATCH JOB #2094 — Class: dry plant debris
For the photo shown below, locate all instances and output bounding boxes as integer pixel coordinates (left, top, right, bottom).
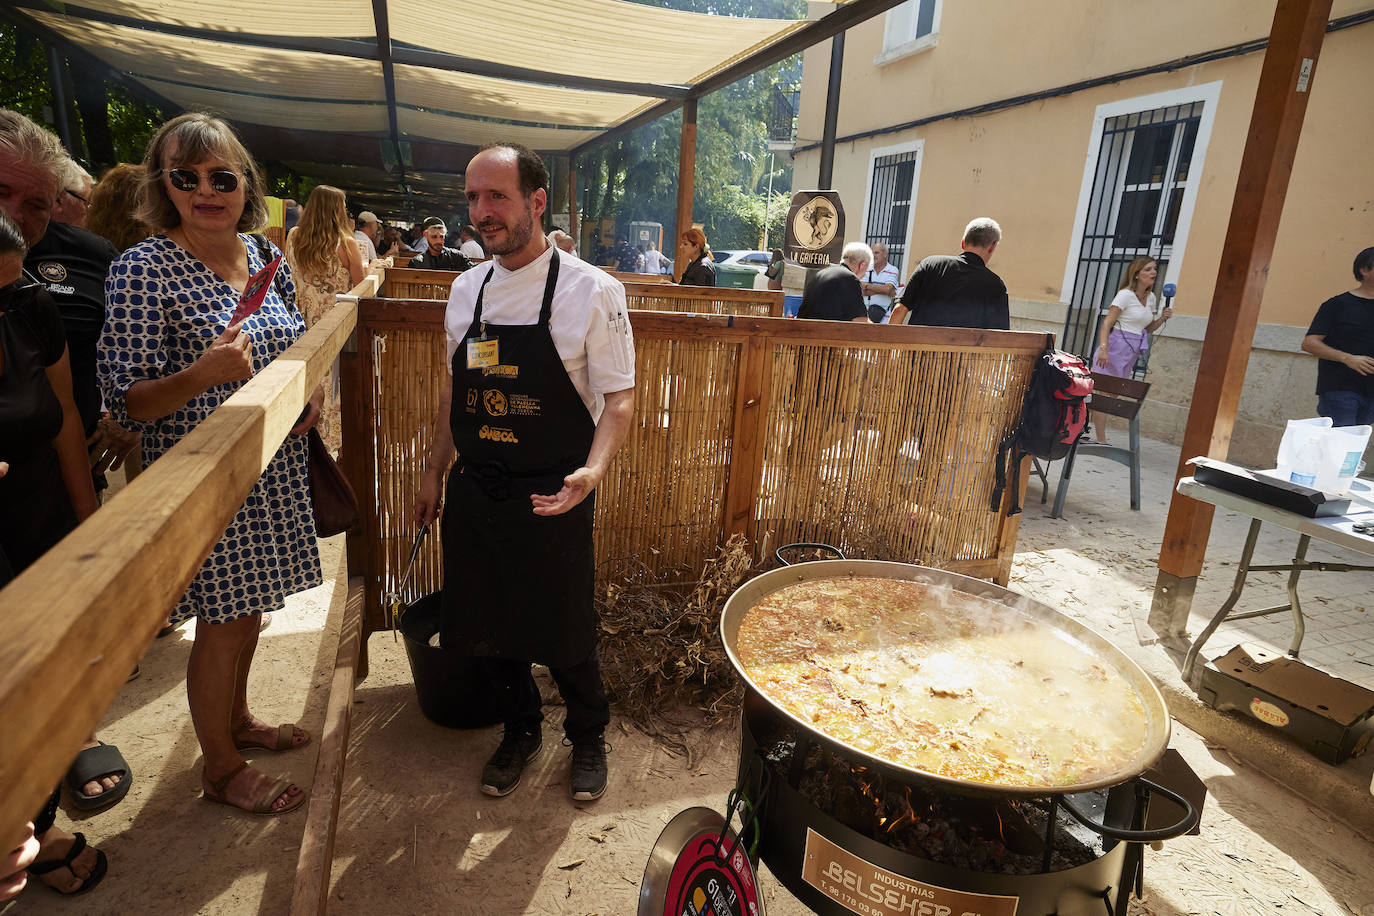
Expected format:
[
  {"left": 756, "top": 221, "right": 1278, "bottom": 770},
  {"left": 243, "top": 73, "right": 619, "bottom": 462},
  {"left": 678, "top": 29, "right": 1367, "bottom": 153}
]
[{"left": 598, "top": 534, "right": 755, "bottom": 760}]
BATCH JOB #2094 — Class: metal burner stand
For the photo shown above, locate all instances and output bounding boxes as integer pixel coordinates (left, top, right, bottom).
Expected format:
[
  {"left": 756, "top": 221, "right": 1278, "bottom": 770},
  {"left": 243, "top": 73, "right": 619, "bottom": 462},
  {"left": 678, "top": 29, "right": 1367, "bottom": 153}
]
[{"left": 737, "top": 708, "right": 1185, "bottom": 916}]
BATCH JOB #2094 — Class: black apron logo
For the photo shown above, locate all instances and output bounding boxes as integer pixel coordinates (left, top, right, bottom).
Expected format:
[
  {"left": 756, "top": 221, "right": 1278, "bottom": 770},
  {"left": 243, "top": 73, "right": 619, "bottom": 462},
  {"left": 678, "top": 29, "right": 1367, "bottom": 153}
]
[
  {"left": 478, "top": 425, "right": 518, "bottom": 443},
  {"left": 483, "top": 389, "right": 508, "bottom": 417},
  {"left": 465, "top": 388, "right": 479, "bottom": 413},
  {"left": 37, "top": 261, "right": 67, "bottom": 282},
  {"left": 483, "top": 365, "right": 518, "bottom": 379}
]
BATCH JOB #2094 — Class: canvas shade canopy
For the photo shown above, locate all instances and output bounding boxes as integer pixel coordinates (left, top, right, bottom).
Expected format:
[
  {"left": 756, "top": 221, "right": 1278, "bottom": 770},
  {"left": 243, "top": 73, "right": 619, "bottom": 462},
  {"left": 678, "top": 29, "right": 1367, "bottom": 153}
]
[{"left": 6, "top": 0, "right": 902, "bottom": 210}]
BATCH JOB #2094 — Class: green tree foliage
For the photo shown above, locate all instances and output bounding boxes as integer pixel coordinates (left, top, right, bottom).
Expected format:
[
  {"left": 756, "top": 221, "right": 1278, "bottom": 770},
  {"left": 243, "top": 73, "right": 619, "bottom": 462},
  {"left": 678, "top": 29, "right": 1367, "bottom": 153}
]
[
  {"left": 581, "top": 0, "right": 804, "bottom": 250},
  {"left": 1, "top": 23, "right": 167, "bottom": 170}
]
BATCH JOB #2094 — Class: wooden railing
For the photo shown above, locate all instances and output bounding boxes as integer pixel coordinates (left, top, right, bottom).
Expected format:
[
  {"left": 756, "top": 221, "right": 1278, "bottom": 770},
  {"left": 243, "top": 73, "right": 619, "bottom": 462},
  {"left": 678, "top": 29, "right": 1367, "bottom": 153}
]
[
  {"left": 602, "top": 268, "right": 673, "bottom": 284},
  {"left": 380, "top": 268, "right": 782, "bottom": 317},
  {"left": 347, "top": 300, "right": 1042, "bottom": 636},
  {"left": 0, "top": 268, "right": 373, "bottom": 858}
]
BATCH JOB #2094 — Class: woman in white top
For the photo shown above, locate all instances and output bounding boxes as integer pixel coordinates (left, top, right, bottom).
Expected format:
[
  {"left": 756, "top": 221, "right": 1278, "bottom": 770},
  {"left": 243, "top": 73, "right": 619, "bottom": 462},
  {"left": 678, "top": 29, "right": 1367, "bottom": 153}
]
[{"left": 1092, "top": 256, "right": 1171, "bottom": 442}]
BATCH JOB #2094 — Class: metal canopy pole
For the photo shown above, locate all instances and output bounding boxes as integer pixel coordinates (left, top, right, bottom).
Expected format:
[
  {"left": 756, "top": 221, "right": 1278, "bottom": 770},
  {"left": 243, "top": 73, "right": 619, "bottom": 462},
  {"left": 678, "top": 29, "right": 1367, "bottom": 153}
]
[
  {"left": 568, "top": 155, "right": 579, "bottom": 251},
  {"left": 45, "top": 44, "right": 75, "bottom": 155},
  {"left": 817, "top": 31, "right": 844, "bottom": 188},
  {"left": 674, "top": 97, "right": 698, "bottom": 282},
  {"left": 5, "top": 0, "right": 689, "bottom": 100},
  {"left": 370, "top": 0, "right": 407, "bottom": 197},
  {"left": 570, "top": 0, "right": 911, "bottom": 157},
  {"left": 1149, "top": 0, "right": 1335, "bottom": 638}
]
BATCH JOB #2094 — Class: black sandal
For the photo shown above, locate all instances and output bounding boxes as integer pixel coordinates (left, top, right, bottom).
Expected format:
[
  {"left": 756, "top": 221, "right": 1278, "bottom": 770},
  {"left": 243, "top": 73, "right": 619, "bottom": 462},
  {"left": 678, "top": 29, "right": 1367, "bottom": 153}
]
[
  {"left": 65, "top": 741, "right": 134, "bottom": 811},
  {"left": 27, "top": 832, "right": 108, "bottom": 896}
]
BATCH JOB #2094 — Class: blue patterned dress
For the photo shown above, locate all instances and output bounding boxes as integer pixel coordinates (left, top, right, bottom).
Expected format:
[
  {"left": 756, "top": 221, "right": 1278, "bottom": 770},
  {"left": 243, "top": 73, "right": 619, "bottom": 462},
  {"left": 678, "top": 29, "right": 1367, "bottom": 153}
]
[{"left": 99, "top": 234, "right": 321, "bottom": 624}]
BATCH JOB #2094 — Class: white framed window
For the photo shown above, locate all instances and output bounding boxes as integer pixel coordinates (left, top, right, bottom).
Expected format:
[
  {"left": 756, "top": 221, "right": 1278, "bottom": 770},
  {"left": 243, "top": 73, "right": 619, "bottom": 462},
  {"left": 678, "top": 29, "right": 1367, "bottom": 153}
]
[
  {"left": 876, "top": 0, "right": 942, "bottom": 65},
  {"left": 1058, "top": 82, "right": 1223, "bottom": 358},
  {"left": 860, "top": 139, "right": 924, "bottom": 274}
]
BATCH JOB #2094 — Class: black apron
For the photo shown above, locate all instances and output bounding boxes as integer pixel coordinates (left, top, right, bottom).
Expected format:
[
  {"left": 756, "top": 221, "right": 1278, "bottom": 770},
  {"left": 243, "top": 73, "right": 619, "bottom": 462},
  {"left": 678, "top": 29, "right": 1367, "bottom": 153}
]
[{"left": 440, "top": 249, "right": 599, "bottom": 667}]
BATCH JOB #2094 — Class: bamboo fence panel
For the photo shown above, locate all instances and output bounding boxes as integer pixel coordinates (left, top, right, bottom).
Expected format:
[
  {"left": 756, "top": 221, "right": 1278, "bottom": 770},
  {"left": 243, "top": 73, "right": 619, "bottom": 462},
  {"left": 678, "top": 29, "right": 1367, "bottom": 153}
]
[
  {"left": 600, "top": 269, "right": 672, "bottom": 285},
  {"left": 625, "top": 284, "right": 781, "bottom": 318},
  {"left": 593, "top": 335, "right": 740, "bottom": 583},
  {"left": 380, "top": 268, "right": 779, "bottom": 318},
  {"left": 350, "top": 303, "right": 1042, "bottom": 632},
  {"left": 381, "top": 268, "right": 460, "bottom": 301},
  {"left": 364, "top": 322, "right": 449, "bottom": 610},
  {"left": 754, "top": 343, "right": 1032, "bottom": 571}
]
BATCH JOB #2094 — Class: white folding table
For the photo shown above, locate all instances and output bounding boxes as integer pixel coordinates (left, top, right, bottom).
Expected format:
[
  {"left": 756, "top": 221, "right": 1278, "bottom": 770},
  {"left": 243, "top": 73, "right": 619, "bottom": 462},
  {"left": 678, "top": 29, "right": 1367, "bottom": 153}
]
[{"left": 1177, "top": 476, "right": 1374, "bottom": 681}]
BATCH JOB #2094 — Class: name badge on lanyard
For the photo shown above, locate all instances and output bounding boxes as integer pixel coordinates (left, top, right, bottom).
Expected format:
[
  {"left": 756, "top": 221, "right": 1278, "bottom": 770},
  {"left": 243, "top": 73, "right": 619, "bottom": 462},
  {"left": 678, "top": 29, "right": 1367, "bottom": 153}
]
[{"left": 466, "top": 324, "right": 498, "bottom": 369}]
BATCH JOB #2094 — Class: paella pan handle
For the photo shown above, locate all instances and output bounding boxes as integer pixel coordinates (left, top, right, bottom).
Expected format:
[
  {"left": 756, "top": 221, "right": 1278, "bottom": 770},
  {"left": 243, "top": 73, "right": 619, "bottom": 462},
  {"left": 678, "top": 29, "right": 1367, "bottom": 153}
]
[
  {"left": 1060, "top": 778, "right": 1198, "bottom": 843},
  {"left": 775, "top": 542, "right": 846, "bottom": 566}
]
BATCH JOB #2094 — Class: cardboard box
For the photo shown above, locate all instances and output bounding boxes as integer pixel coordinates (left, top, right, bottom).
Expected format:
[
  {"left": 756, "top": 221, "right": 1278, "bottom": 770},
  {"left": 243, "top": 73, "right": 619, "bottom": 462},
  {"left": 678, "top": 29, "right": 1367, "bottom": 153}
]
[{"left": 1199, "top": 644, "right": 1374, "bottom": 764}]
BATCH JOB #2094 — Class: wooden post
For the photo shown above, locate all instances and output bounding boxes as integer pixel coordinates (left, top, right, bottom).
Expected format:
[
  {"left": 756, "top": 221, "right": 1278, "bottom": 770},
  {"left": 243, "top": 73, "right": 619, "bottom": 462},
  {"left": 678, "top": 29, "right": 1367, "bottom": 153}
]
[
  {"left": 290, "top": 578, "right": 364, "bottom": 916},
  {"left": 674, "top": 97, "right": 697, "bottom": 282},
  {"left": 1150, "top": 0, "right": 1333, "bottom": 637},
  {"left": 723, "top": 337, "right": 774, "bottom": 544},
  {"left": 568, "top": 154, "right": 579, "bottom": 251}
]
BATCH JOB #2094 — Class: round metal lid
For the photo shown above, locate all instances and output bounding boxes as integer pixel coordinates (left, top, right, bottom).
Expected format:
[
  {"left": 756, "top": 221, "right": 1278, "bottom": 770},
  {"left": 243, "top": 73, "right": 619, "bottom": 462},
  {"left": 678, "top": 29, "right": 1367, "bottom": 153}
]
[{"left": 639, "top": 807, "right": 765, "bottom": 916}]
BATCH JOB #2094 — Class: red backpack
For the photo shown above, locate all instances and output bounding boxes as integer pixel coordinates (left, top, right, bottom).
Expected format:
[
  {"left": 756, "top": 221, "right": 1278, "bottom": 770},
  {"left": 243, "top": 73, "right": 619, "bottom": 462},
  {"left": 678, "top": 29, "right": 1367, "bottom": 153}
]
[{"left": 992, "top": 347, "right": 1094, "bottom": 514}]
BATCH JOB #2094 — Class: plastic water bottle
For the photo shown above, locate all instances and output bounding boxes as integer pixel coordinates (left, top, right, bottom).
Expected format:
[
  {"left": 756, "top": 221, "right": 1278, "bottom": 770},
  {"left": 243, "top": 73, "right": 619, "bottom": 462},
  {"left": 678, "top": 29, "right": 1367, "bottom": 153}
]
[{"left": 1290, "top": 436, "right": 1322, "bottom": 487}]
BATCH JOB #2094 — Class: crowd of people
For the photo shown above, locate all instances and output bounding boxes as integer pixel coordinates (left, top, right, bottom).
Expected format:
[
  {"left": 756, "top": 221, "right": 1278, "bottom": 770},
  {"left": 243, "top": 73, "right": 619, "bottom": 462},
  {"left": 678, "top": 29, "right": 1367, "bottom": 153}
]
[
  {"left": 5, "top": 89, "right": 1369, "bottom": 904},
  {"left": 0, "top": 107, "right": 640, "bottom": 902}
]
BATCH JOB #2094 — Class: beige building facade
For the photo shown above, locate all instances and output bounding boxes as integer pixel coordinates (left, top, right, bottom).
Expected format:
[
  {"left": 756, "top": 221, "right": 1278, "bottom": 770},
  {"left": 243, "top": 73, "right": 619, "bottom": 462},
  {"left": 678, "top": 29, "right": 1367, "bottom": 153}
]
[{"left": 792, "top": 0, "right": 1374, "bottom": 464}]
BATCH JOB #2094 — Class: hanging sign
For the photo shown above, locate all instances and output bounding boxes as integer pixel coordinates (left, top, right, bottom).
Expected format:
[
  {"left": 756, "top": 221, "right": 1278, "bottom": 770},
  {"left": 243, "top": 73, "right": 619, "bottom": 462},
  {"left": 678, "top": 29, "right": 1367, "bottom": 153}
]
[{"left": 783, "top": 190, "right": 845, "bottom": 268}]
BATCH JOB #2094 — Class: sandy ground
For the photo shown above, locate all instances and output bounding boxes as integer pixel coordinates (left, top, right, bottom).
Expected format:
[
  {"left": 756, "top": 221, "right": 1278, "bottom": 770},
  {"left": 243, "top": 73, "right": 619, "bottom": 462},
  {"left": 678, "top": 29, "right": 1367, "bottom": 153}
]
[{"left": 7, "top": 439, "right": 1374, "bottom": 915}]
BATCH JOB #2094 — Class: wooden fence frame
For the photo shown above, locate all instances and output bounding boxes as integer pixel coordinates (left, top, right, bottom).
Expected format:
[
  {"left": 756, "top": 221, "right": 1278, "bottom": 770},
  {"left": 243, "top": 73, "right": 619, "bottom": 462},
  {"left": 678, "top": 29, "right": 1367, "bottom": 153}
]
[
  {"left": 0, "top": 262, "right": 1038, "bottom": 914},
  {"left": 379, "top": 268, "right": 784, "bottom": 317},
  {"left": 346, "top": 297, "right": 1041, "bottom": 641},
  {"left": 0, "top": 270, "right": 374, "bottom": 856}
]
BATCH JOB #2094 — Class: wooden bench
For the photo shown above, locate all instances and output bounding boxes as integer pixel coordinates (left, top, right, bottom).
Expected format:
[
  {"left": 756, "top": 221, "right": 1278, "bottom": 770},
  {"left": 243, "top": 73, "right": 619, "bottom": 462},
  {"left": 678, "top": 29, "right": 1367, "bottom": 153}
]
[{"left": 1050, "top": 372, "right": 1151, "bottom": 518}]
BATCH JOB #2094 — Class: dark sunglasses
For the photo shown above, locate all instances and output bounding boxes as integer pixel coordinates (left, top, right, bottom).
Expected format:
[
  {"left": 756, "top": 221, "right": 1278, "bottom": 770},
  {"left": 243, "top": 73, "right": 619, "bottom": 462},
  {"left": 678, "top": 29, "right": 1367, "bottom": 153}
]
[{"left": 164, "top": 168, "right": 240, "bottom": 194}]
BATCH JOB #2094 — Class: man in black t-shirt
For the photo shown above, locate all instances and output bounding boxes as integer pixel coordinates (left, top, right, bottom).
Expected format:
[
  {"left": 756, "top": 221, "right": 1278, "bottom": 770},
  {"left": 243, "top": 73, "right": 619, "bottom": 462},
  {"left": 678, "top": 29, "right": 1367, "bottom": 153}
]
[
  {"left": 798, "top": 242, "right": 873, "bottom": 322},
  {"left": 408, "top": 216, "right": 475, "bottom": 272},
  {"left": 26, "top": 218, "right": 139, "bottom": 486},
  {"left": 891, "top": 217, "right": 1009, "bottom": 330},
  {"left": 1302, "top": 247, "right": 1374, "bottom": 425}
]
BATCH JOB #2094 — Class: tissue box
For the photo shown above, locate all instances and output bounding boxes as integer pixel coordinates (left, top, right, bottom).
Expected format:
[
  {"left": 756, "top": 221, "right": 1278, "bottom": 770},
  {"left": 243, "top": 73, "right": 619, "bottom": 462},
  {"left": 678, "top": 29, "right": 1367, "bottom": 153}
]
[{"left": 1190, "top": 457, "right": 1351, "bottom": 517}]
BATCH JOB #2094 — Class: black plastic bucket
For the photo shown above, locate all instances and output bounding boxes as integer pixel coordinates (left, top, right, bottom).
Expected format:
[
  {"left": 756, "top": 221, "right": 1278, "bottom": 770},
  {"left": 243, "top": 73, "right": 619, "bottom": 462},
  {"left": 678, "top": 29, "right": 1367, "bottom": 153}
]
[{"left": 398, "top": 593, "right": 504, "bottom": 730}]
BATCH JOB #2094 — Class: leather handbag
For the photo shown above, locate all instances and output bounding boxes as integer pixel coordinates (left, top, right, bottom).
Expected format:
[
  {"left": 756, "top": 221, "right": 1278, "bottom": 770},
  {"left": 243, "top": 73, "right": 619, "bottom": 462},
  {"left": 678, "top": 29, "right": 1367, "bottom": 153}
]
[{"left": 306, "top": 426, "right": 360, "bottom": 537}]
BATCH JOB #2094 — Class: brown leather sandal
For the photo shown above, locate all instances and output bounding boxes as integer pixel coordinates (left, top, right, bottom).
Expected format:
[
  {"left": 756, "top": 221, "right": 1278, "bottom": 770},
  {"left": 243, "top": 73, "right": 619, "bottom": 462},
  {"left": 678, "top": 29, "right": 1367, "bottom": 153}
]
[
  {"left": 234, "top": 723, "right": 311, "bottom": 752},
  {"left": 202, "top": 762, "right": 306, "bottom": 816}
]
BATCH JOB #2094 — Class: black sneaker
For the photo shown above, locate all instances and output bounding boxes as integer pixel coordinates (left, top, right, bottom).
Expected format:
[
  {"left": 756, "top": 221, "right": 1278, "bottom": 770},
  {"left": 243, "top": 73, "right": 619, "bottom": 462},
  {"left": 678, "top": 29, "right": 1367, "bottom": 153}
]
[
  {"left": 568, "top": 738, "right": 609, "bottom": 801},
  {"left": 480, "top": 728, "right": 542, "bottom": 797}
]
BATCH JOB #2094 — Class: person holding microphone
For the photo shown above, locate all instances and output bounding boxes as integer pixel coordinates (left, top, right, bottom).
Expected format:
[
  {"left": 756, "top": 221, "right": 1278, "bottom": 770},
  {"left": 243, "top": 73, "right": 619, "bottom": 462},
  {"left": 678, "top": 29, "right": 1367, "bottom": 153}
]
[{"left": 1092, "top": 257, "right": 1171, "bottom": 443}]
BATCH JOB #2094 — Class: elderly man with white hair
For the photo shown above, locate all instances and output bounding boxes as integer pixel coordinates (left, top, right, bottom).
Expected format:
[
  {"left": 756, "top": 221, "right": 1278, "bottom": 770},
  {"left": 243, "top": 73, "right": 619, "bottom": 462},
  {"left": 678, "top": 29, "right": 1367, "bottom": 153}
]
[
  {"left": 50, "top": 159, "right": 93, "bottom": 228},
  {"left": 797, "top": 241, "right": 872, "bottom": 322},
  {"left": 547, "top": 228, "right": 577, "bottom": 258}
]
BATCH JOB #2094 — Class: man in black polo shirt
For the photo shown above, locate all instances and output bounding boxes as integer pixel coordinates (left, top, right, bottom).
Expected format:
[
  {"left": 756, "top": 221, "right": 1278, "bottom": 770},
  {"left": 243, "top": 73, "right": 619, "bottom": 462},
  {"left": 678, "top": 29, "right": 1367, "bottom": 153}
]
[
  {"left": 890, "top": 217, "right": 1009, "bottom": 330},
  {"left": 797, "top": 242, "right": 873, "bottom": 323},
  {"left": 25, "top": 175, "right": 139, "bottom": 486},
  {"left": 1301, "top": 247, "right": 1374, "bottom": 425},
  {"left": 408, "top": 216, "right": 475, "bottom": 271}
]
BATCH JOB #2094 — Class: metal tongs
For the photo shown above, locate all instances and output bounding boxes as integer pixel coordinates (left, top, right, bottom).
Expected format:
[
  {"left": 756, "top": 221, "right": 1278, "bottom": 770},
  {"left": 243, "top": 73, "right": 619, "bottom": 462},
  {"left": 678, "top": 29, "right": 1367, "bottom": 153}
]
[{"left": 385, "top": 523, "right": 430, "bottom": 641}]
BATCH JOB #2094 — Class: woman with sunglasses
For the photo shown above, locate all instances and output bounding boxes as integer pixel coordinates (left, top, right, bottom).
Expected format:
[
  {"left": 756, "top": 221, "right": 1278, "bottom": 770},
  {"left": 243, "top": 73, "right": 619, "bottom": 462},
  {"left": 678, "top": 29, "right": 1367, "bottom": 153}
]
[
  {"left": 98, "top": 113, "right": 323, "bottom": 816},
  {"left": 284, "top": 185, "right": 364, "bottom": 456}
]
